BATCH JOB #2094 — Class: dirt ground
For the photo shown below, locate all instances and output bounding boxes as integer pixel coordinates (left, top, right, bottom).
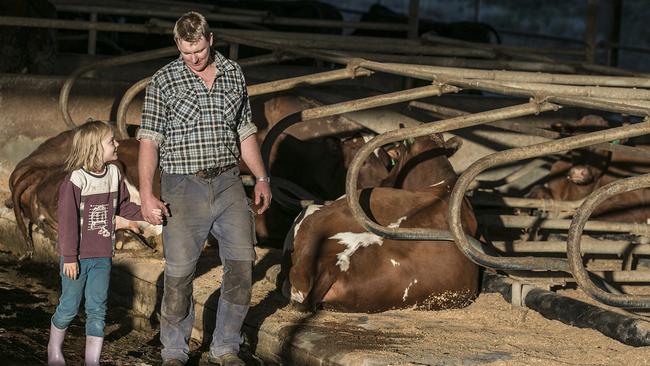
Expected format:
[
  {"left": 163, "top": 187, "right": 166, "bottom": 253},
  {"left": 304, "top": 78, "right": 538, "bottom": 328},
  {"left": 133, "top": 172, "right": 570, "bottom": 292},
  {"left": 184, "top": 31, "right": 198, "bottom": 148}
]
[
  {"left": 3, "top": 241, "right": 650, "bottom": 365},
  {"left": 0, "top": 250, "right": 266, "bottom": 366}
]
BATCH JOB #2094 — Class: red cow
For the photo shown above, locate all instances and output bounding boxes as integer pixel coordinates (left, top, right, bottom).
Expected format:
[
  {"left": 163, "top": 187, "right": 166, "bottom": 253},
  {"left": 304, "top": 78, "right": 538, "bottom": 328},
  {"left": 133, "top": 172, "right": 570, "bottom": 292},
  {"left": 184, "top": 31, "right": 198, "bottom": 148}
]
[
  {"left": 285, "top": 134, "right": 479, "bottom": 313},
  {"left": 8, "top": 128, "right": 160, "bottom": 257},
  {"left": 529, "top": 115, "right": 650, "bottom": 223}
]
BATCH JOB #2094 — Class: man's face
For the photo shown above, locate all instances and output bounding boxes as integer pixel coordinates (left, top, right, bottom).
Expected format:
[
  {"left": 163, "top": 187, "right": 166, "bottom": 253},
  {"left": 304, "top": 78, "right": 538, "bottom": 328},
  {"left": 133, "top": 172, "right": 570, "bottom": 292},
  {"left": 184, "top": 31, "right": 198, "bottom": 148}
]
[{"left": 176, "top": 34, "right": 213, "bottom": 73}]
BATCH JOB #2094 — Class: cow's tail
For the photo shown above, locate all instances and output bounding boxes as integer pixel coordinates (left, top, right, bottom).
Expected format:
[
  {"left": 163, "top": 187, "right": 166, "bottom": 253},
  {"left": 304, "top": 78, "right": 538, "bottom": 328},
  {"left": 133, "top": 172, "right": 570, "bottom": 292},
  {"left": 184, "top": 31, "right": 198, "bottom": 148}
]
[{"left": 9, "top": 167, "right": 35, "bottom": 259}]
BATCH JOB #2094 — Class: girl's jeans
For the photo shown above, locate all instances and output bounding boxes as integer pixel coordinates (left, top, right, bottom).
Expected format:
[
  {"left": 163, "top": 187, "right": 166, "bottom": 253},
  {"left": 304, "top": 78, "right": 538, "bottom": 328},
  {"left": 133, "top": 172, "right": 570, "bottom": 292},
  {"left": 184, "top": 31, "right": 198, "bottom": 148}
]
[{"left": 51, "top": 257, "right": 111, "bottom": 337}]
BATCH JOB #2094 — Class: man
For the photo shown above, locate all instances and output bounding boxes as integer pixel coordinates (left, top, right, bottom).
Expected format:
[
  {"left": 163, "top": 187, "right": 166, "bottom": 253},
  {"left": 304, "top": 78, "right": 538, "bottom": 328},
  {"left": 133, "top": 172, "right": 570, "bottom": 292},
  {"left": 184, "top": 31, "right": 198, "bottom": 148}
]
[{"left": 137, "top": 11, "right": 271, "bottom": 366}]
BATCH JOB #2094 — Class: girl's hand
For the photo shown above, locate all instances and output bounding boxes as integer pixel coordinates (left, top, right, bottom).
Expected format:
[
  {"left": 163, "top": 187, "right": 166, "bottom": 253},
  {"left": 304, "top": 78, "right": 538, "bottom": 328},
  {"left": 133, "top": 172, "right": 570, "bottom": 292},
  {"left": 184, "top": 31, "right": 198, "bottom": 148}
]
[{"left": 63, "top": 262, "right": 79, "bottom": 279}]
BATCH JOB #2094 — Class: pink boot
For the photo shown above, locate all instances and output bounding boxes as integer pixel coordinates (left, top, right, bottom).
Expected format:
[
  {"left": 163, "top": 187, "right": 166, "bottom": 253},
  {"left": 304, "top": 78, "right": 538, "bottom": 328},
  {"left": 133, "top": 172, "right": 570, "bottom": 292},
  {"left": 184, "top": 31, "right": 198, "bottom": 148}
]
[
  {"left": 47, "top": 322, "right": 66, "bottom": 366},
  {"left": 84, "top": 335, "right": 104, "bottom": 366}
]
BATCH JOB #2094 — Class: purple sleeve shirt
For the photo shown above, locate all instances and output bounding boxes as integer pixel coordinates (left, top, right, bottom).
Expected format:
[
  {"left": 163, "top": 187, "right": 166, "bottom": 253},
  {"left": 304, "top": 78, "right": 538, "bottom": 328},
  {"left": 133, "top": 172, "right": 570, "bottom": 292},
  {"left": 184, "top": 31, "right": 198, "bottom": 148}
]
[{"left": 57, "top": 164, "right": 143, "bottom": 263}]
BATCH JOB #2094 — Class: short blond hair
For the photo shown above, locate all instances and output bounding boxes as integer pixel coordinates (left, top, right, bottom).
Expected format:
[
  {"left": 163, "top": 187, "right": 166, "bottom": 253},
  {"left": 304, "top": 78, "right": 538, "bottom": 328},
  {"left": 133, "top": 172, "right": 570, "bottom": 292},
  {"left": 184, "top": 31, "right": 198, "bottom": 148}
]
[
  {"left": 173, "top": 11, "right": 210, "bottom": 43},
  {"left": 65, "top": 120, "right": 114, "bottom": 172}
]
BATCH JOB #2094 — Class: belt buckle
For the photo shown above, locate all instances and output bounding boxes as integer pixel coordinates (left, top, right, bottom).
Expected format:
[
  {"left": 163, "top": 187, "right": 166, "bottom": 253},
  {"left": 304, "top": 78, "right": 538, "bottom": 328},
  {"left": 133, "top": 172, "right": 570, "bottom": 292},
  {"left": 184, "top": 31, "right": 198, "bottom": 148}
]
[{"left": 196, "top": 165, "right": 232, "bottom": 179}]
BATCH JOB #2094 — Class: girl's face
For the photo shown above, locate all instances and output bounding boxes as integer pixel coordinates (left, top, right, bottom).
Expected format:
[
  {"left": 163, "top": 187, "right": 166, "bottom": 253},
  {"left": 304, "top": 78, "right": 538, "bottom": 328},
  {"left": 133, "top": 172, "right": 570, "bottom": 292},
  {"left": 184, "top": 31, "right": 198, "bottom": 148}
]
[{"left": 101, "top": 133, "right": 119, "bottom": 164}]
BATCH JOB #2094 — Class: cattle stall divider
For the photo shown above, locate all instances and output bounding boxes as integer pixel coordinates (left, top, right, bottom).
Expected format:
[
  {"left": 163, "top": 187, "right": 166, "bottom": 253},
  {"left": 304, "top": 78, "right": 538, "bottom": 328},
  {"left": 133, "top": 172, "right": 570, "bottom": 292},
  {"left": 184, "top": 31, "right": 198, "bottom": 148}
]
[
  {"left": 568, "top": 174, "right": 650, "bottom": 308},
  {"left": 447, "top": 121, "right": 650, "bottom": 271}
]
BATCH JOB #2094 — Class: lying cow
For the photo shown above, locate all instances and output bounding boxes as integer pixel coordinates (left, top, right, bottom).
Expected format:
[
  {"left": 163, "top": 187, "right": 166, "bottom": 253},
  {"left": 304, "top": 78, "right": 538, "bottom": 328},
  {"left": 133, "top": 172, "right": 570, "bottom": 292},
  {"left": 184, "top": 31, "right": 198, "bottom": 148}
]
[
  {"left": 528, "top": 115, "right": 650, "bottom": 223},
  {"left": 285, "top": 134, "right": 478, "bottom": 313},
  {"left": 8, "top": 128, "right": 161, "bottom": 257}
]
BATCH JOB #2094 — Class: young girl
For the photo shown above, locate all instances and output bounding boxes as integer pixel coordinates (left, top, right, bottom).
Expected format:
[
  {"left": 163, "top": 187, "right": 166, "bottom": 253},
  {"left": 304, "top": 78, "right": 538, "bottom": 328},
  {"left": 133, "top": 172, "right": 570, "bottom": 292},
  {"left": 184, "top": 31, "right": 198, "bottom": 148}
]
[{"left": 47, "top": 120, "right": 159, "bottom": 366}]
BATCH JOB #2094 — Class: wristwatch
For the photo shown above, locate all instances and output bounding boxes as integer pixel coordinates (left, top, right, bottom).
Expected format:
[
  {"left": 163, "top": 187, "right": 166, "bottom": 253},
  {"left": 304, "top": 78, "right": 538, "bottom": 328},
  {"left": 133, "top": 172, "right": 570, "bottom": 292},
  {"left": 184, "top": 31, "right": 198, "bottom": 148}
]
[{"left": 256, "top": 176, "right": 271, "bottom": 183}]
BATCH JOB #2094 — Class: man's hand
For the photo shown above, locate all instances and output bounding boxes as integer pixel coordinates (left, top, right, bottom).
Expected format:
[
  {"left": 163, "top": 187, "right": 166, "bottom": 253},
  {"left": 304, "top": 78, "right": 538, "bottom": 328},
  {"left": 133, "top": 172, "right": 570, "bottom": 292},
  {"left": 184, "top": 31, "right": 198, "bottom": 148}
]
[
  {"left": 63, "top": 262, "right": 79, "bottom": 280},
  {"left": 141, "top": 193, "right": 169, "bottom": 225},
  {"left": 254, "top": 181, "right": 272, "bottom": 214}
]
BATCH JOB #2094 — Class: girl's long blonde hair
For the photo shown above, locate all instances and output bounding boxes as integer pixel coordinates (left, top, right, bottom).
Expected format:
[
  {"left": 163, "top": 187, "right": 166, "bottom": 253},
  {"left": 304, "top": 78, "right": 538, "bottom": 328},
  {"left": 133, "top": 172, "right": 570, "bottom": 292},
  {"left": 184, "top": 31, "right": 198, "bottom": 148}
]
[{"left": 65, "top": 120, "right": 114, "bottom": 172}]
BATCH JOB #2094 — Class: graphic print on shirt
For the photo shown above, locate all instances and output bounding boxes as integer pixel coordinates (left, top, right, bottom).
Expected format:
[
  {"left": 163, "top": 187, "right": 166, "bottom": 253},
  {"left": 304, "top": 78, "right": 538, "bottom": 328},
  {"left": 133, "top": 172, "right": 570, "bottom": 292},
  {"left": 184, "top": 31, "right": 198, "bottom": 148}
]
[{"left": 88, "top": 203, "right": 111, "bottom": 237}]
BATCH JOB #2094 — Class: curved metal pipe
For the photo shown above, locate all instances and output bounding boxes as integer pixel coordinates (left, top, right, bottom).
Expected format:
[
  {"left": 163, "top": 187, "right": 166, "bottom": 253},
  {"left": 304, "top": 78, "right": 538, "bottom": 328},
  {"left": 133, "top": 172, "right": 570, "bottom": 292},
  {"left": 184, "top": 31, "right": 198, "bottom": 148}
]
[
  {"left": 567, "top": 174, "right": 650, "bottom": 308},
  {"left": 59, "top": 46, "right": 179, "bottom": 129},
  {"left": 258, "top": 111, "right": 329, "bottom": 210},
  {"left": 448, "top": 119, "right": 650, "bottom": 272},
  {"left": 116, "top": 77, "right": 151, "bottom": 139},
  {"left": 344, "top": 101, "right": 561, "bottom": 266}
]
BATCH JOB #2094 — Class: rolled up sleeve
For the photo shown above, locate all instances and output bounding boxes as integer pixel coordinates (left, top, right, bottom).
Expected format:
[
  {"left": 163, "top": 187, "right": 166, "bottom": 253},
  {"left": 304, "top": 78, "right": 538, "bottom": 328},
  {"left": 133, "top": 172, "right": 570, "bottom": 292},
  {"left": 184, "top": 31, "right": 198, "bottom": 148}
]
[
  {"left": 137, "top": 78, "right": 166, "bottom": 145},
  {"left": 235, "top": 68, "right": 257, "bottom": 142}
]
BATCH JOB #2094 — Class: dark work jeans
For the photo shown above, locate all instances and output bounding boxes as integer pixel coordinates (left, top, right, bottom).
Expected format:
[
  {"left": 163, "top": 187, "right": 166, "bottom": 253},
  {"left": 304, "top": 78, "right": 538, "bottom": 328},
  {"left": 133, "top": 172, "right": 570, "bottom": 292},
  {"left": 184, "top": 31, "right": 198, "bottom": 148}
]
[{"left": 159, "top": 168, "right": 255, "bottom": 363}]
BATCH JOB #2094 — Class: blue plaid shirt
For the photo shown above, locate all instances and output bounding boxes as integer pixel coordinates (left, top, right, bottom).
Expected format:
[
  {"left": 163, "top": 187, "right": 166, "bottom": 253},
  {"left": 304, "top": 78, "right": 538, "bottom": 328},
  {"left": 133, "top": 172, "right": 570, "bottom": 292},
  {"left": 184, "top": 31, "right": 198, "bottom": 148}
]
[{"left": 137, "top": 50, "right": 256, "bottom": 174}]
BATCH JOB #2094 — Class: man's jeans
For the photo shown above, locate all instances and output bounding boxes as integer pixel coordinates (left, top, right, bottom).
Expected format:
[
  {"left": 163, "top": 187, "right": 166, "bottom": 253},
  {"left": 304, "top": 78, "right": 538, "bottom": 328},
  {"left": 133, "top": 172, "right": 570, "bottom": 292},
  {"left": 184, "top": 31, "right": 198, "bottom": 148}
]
[
  {"left": 160, "top": 168, "right": 255, "bottom": 363},
  {"left": 52, "top": 257, "right": 111, "bottom": 337}
]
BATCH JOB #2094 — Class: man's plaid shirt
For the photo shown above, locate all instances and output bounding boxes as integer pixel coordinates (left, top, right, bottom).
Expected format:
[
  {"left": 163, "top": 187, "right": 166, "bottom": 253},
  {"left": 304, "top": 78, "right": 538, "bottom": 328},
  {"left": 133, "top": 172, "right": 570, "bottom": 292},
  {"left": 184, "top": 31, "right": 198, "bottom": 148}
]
[{"left": 137, "top": 50, "right": 257, "bottom": 175}]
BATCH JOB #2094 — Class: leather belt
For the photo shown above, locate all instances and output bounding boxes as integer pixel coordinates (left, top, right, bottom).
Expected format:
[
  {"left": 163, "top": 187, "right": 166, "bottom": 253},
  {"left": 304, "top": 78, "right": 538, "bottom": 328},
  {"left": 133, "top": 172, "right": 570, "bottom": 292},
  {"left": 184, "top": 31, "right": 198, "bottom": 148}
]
[{"left": 194, "top": 164, "right": 237, "bottom": 179}]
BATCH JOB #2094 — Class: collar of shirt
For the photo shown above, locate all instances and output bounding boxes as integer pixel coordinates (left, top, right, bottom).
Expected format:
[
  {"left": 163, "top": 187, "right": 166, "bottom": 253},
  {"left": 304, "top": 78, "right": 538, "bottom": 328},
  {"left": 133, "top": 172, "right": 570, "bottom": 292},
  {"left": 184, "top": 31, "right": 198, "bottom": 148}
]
[{"left": 174, "top": 49, "right": 235, "bottom": 83}]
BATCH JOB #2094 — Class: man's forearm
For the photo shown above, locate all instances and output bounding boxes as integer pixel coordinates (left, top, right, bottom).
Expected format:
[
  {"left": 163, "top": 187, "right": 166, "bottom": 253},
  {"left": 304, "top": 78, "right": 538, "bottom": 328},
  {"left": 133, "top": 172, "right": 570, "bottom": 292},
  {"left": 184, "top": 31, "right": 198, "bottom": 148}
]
[
  {"left": 138, "top": 139, "right": 159, "bottom": 197},
  {"left": 240, "top": 135, "right": 267, "bottom": 178}
]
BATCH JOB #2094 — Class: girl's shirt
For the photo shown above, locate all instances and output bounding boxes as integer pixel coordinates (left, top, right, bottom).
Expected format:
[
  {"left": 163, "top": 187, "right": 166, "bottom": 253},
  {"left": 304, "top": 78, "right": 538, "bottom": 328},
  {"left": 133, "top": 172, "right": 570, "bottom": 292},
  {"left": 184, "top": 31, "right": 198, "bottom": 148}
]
[{"left": 57, "top": 164, "right": 143, "bottom": 263}]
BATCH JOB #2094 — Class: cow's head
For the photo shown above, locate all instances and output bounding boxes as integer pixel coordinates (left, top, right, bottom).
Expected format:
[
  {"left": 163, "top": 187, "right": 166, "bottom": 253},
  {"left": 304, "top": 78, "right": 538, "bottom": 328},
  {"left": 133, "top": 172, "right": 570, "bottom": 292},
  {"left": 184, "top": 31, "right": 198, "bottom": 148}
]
[
  {"left": 382, "top": 133, "right": 458, "bottom": 190},
  {"left": 567, "top": 148, "right": 612, "bottom": 185}
]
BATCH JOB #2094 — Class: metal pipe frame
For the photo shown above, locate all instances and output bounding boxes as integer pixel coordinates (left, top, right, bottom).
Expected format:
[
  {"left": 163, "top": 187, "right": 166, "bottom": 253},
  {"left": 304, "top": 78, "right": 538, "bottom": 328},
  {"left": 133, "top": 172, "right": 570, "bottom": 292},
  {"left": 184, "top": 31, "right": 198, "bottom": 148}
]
[
  {"left": 567, "top": 174, "right": 650, "bottom": 308},
  {"left": 247, "top": 67, "right": 373, "bottom": 96},
  {"left": 326, "top": 50, "right": 578, "bottom": 73},
  {"left": 410, "top": 100, "right": 650, "bottom": 160},
  {"left": 492, "top": 238, "right": 650, "bottom": 256},
  {"left": 54, "top": 4, "right": 411, "bottom": 31},
  {"left": 448, "top": 120, "right": 650, "bottom": 272},
  {"left": 421, "top": 33, "right": 586, "bottom": 57},
  {"left": 59, "top": 46, "right": 180, "bottom": 129},
  {"left": 481, "top": 214, "right": 650, "bottom": 236},
  {"left": 357, "top": 60, "right": 650, "bottom": 116},
  {"left": 344, "top": 101, "right": 570, "bottom": 273},
  {"left": 470, "top": 192, "right": 582, "bottom": 212},
  {"left": 300, "top": 84, "right": 460, "bottom": 121},
  {"left": 210, "top": 29, "right": 496, "bottom": 59},
  {"left": 371, "top": 63, "right": 650, "bottom": 88}
]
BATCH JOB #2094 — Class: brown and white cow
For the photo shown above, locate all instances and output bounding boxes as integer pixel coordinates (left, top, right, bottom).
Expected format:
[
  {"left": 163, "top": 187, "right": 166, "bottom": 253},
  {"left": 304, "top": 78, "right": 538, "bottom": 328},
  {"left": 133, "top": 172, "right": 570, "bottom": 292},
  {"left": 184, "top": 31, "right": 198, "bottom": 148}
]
[
  {"left": 8, "top": 127, "right": 161, "bottom": 257},
  {"left": 528, "top": 115, "right": 650, "bottom": 223},
  {"left": 284, "top": 134, "right": 479, "bottom": 313}
]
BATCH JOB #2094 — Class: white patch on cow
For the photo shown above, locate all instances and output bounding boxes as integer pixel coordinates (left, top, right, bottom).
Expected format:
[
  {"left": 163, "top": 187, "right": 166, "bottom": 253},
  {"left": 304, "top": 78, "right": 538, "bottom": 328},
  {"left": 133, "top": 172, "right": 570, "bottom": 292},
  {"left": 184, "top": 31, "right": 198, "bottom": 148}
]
[
  {"left": 141, "top": 222, "right": 163, "bottom": 237},
  {"left": 361, "top": 133, "right": 381, "bottom": 158},
  {"left": 293, "top": 204, "right": 322, "bottom": 238},
  {"left": 388, "top": 216, "right": 407, "bottom": 228},
  {"left": 390, "top": 259, "right": 400, "bottom": 267},
  {"left": 291, "top": 287, "right": 306, "bottom": 303},
  {"left": 124, "top": 178, "right": 141, "bottom": 205},
  {"left": 330, "top": 232, "right": 383, "bottom": 272},
  {"left": 429, "top": 180, "right": 446, "bottom": 187},
  {"left": 402, "top": 279, "right": 418, "bottom": 301}
]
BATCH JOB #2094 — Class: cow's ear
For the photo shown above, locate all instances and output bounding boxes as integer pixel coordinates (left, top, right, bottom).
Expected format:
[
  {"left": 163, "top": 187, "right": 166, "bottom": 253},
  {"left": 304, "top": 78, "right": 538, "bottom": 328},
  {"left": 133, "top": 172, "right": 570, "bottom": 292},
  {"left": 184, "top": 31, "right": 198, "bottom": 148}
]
[
  {"left": 444, "top": 136, "right": 463, "bottom": 157},
  {"left": 385, "top": 143, "right": 403, "bottom": 160}
]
